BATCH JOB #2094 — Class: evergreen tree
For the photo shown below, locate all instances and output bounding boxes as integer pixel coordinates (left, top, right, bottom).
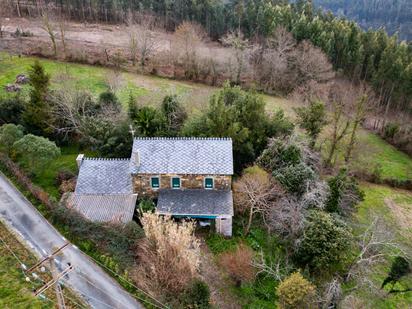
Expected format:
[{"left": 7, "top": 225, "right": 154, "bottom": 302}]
[
  {"left": 294, "top": 101, "right": 328, "bottom": 148},
  {"left": 22, "top": 61, "right": 51, "bottom": 136},
  {"left": 127, "top": 92, "right": 139, "bottom": 120}
]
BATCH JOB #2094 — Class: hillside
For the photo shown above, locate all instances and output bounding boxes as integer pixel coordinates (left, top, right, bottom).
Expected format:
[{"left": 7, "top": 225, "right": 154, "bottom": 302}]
[
  {"left": 1, "top": 2, "right": 412, "bottom": 307},
  {"left": 314, "top": 0, "right": 412, "bottom": 41}
]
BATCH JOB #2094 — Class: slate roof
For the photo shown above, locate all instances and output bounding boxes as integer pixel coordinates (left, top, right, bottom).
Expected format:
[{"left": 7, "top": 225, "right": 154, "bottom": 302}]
[
  {"left": 75, "top": 158, "right": 133, "bottom": 194},
  {"left": 157, "top": 189, "right": 233, "bottom": 216},
  {"left": 68, "top": 193, "right": 137, "bottom": 223},
  {"left": 131, "top": 137, "right": 233, "bottom": 175}
]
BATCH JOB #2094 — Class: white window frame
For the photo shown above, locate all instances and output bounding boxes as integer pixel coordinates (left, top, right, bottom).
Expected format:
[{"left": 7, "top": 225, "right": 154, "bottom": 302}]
[
  {"left": 171, "top": 176, "right": 181, "bottom": 189},
  {"left": 150, "top": 176, "right": 160, "bottom": 189},
  {"left": 204, "top": 176, "right": 214, "bottom": 189}
]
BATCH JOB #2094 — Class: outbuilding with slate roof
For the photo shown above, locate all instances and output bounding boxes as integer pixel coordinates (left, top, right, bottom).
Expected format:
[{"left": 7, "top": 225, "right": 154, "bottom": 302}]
[{"left": 71, "top": 137, "right": 234, "bottom": 236}]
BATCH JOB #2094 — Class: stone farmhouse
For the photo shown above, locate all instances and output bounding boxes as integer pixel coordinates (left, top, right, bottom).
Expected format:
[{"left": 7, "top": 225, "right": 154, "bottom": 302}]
[{"left": 68, "top": 137, "right": 234, "bottom": 236}]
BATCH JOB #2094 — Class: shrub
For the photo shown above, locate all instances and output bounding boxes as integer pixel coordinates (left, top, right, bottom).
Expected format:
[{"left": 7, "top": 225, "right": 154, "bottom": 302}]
[
  {"left": 381, "top": 256, "right": 411, "bottom": 289},
  {"left": 324, "top": 169, "right": 364, "bottom": 214},
  {"left": 294, "top": 211, "right": 351, "bottom": 272},
  {"left": 294, "top": 100, "right": 327, "bottom": 148},
  {"left": 161, "top": 95, "right": 187, "bottom": 135},
  {"left": 277, "top": 272, "right": 316, "bottom": 309},
  {"left": 0, "top": 124, "right": 24, "bottom": 155},
  {"left": 180, "top": 279, "right": 211, "bottom": 308},
  {"left": 383, "top": 122, "right": 400, "bottom": 139},
  {"left": 51, "top": 205, "right": 144, "bottom": 267},
  {"left": 132, "top": 106, "right": 166, "bottom": 137},
  {"left": 257, "top": 138, "right": 302, "bottom": 172},
  {"left": 137, "top": 198, "right": 156, "bottom": 215},
  {"left": 274, "top": 162, "right": 315, "bottom": 196},
  {"left": 133, "top": 213, "right": 201, "bottom": 300},
  {"left": 219, "top": 243, "right": 256, "bottom": 286},
  {"left": 59, "top": 178, "right": 76, "bottom": 194},
  {"left": 56, "top": 169, "right": 76, "bottom": 185},
  {"left": 12, "top": 134, "right": 60, "bottom": 174},
  {"left": 0, "top": 96, "right": 25, "bottom": 125},
  {"left": 97, "top": 91, "right": 121, "bottom": 113}
]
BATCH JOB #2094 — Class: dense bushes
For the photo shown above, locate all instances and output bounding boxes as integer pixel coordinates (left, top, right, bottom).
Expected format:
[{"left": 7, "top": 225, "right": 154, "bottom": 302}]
[
  {"left": 51, "top": 205, "right": 143, "bottom": 268},
  {"left": 185, "top": 82, "right": 293, "bottom": 170},
  {"left": 324, "top": 169, "right": 364, "bottom": 214},
  {"left": 294, "top": 211, "right": 351, "bottom": 272},
  {"left": 274, "top": 162, "right": 316, "bottom": 196},
  {"left": 180, "top": 279, "right": 211, "bottom": 309},
  {"left": 0, "top": 96, "right": 25, "bottom": 125}
]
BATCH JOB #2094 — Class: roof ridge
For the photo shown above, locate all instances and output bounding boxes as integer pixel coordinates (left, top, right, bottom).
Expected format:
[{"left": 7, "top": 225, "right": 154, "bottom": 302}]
[
  {"left": 83, "top": 157, "right": 130, "bottom": 161},
  {"left": 133, "top": 137, "right": 232, "bottom": 141}
]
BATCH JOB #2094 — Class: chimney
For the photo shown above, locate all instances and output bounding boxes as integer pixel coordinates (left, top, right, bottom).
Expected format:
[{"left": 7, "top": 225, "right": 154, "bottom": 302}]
[
  {"left": 76, "top": 154, "right": 84, "bottom": 169},
  {"left": 134, "top": 150, "right": 140, "bottom": 167}
]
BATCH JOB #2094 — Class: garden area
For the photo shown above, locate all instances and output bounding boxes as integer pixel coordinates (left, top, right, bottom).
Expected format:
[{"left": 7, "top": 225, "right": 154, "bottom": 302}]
[{"left": 0, "top": 52, "right": 411, "bottom": 308}]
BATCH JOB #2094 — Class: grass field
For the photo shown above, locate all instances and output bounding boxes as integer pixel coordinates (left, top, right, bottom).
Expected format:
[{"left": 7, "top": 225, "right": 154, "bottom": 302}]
[
  {"left": 0, "top": 52, "right": 293, "bottom": 114},
  {"left": 0, "top": 222, "right": 55, "bottom": 309},
  {"left": 347, "top": 183, "right": 412, "bottom": 308}
]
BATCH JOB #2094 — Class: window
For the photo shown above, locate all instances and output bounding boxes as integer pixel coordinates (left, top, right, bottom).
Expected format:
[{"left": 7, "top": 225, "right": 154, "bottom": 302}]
[
  {"left": 204, "top": 177, "right": 214, "bottom": 189},
  {"left": 171, "top": 177, "right": 181, "bottom": 189},
  {"left": 151, "top": 176, "right": 160, "bottom": 189}
]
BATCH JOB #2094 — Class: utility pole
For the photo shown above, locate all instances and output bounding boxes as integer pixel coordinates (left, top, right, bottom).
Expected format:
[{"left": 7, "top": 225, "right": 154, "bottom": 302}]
[
  {"left": 28, "top": 243, "right": 70, "bottom": 273},
  {"left": 34, "top": 264, "right": 73, "bottom": 297},
  {"left": 50, "top": 259, "right": 67, "bottom": 309}
]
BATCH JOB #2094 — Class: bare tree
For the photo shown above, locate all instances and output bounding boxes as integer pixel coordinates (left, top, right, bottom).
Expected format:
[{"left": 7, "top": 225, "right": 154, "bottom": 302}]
[
  {"left": 40, "top": 8, "right": 58, "bottom": 57},
  {"left": 294, "top": 41, "right": 334, "bottom": 86},
  {"left": 252, "top": 251, "right": 292, "bottom": 281},
  {"left": 135, "top": 16, "right": 158, "bottom": 69},
  {"left": 268, "top": 196, "right": 305, "bottom": 246},
  {"left": 221, "top": 30, "right": 249, "bottom": 85},
  {"left": 345, "top": 217, "right": 405, "bottom": 284},
  {"left": 58, "top": 16, "right": 68, "bottom": 59},
  {"left": 173, "top": 21, "right": 204, "bottom": 79},
  {"left": 344, "top": 83, "right": 374, "bottom": 163},
  {"left": 233, "top": 168, "right": 281, "bottom": 236},
  {"left": 49, "top": 86, "right": 123, "bottom": 140},
  {"left": 252, "top": 27, "right": 296, "bottom": 93}
]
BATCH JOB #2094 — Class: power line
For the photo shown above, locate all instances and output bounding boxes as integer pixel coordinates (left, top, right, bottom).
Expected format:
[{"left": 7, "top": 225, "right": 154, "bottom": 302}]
[
  {"left": 59, "top": 277, "right": 117, "bottom": 309},
  {"left": 75, "top": 270, "right": 131, "bottom": 308},
  {"left": 0, "top": 234, "right": 27, "bottom": 268},
  {"left": 85, "top": 254, "right": 168, "bottom": 308}
]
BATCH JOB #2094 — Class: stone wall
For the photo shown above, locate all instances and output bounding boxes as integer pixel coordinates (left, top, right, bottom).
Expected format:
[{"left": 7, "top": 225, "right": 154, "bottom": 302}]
[
  {"left": 216, "top": 216, "right": 232, "bottom": 237},
  {"left": 133, "top": 174, "right": 232, "bottom": 197}
]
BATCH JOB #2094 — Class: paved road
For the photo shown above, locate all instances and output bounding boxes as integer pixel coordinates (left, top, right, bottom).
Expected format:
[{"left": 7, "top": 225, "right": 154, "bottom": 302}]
[{"left": 0, "top": 173, "right": 143, "bottom": 309}]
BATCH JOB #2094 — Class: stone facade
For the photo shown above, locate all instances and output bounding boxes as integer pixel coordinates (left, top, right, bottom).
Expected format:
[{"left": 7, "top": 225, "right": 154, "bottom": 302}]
[{"left": 133, "top": 174, "right": 232, "bottom": 197}]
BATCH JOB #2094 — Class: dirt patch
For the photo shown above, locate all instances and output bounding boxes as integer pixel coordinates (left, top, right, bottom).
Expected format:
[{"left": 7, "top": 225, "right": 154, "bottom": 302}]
[{"left": 384, "top": 197, "right": 412, "bottom": 234}]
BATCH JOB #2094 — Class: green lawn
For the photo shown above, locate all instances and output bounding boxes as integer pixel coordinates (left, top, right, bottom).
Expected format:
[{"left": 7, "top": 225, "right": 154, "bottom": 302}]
[
  {"left": 0, "top": 52, "right": 214, "bottom": 114},
  {"left": 353, "top": 131, "right": 412, "bottom": 181},
  {"left": 321, "top": 126, "right": 412, "bottom": 182},
  {"left": 0, "top": 223, "right": 54, "bottom": 309},
  {"left": 33, "top": 147, "right": 79, "bottom": 200},
  {"left": 347, "top": 183, "right": 412, "bottom": 308}
]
